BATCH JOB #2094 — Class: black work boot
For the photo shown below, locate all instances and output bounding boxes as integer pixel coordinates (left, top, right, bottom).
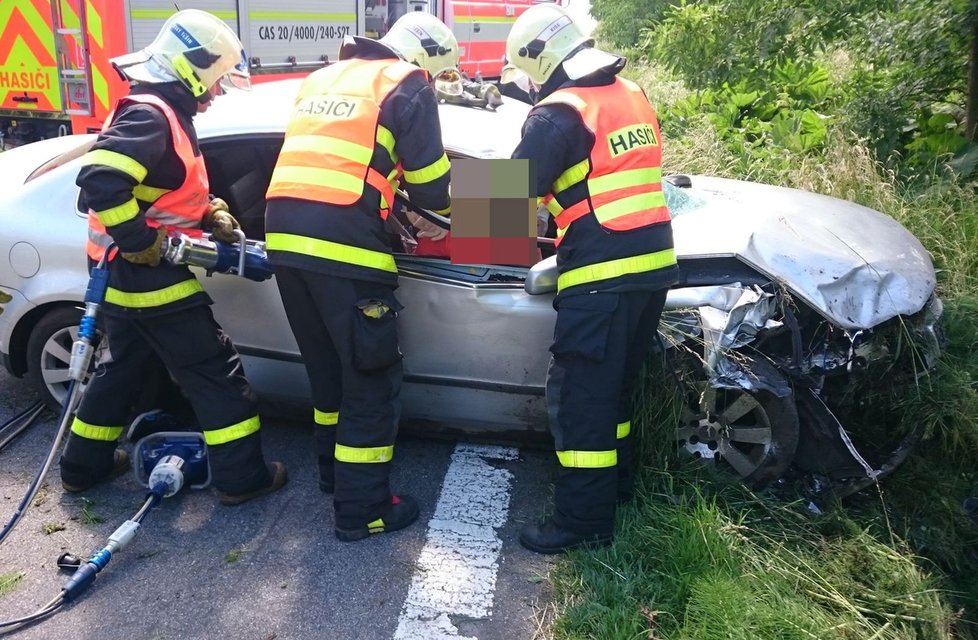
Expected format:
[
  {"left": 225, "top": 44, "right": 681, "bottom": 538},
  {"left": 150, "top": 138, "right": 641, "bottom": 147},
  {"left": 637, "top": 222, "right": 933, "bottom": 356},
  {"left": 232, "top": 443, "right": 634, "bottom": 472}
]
[
  {"left": 335, "top": 494, "right": 420, "bottom": 542},
  {"left": 62, "top": 449, "right": 131, "bottom": 493},
  {"left": 215, "top": 462, "right": 288, "bottom": 506},
  {"left": 519, "top": 518, "right": 612, "bottom": 555}
]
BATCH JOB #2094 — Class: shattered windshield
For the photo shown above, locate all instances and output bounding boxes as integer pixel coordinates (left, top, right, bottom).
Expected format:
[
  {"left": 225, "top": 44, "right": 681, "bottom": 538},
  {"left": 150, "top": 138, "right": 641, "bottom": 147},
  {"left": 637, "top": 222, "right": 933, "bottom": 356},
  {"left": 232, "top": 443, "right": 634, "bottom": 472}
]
[{"left": 664, "top": 180, "right": 708, "bottom": 218}]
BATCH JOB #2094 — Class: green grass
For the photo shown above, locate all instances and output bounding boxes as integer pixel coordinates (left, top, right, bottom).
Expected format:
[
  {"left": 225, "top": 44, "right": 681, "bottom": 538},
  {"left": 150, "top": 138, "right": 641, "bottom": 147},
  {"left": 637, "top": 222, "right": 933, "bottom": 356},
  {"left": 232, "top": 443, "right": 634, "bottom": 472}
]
[
  {"left": 224, "top": 548, "right": 244, "bottom": 565},
  {"left": 76, "top": 497, "right": 105, "bottom": 525},
  {"left": 41, "top": 522, "right": 66, "bottom": 535},
  {"left": 0, "top": 572, "right": 24, "bottom": 600},
  {"left": 549, "top": 59, "right": 978, "bottom": 640}
]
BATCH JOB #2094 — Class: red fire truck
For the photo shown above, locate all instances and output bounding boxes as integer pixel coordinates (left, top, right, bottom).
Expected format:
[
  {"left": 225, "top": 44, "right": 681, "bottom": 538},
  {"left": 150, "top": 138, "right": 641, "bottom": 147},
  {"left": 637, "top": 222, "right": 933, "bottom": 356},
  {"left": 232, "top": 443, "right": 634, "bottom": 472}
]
[{"left": 1, "top": 0, "right": 539, "bottom": 145}]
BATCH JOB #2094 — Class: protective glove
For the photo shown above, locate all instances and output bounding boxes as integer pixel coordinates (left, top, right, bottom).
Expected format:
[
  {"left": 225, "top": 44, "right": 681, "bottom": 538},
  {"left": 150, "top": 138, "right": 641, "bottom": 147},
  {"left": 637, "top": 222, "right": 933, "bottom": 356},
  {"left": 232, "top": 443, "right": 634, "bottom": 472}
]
[
  {"left": 202, "top": 198, "right": 241, "bottom": 243},
  {"left": 406, "top": 211, "right": 449, "bottom": 242},
  {"left": 121, "top": 227, "right": 167, "bottom": 267}
]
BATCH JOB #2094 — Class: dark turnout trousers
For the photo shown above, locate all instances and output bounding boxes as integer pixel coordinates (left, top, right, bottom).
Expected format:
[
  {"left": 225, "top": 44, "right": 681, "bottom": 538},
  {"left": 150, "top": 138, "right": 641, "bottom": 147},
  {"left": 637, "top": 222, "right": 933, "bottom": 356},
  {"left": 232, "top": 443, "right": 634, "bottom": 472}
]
[
  {"left": 547, "top": 289, "right": 669, "bottom": 536},
  {"left": 60, "top": 306, "right": 271, "bottom": 495},
  {"left": 273, "top": 266, "right": 403, "bottom": 529}
]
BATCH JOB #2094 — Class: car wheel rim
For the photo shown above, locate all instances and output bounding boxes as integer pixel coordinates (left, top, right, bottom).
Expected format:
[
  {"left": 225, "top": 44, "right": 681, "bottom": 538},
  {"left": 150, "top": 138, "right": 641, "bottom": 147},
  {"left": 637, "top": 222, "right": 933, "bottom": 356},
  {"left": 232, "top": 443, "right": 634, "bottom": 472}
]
[
  {"left": 677, "top": 382, "right": 774, "bottom": 480},
  {"left": 39, "top": 324, "right": 96, "bottom": 406}
]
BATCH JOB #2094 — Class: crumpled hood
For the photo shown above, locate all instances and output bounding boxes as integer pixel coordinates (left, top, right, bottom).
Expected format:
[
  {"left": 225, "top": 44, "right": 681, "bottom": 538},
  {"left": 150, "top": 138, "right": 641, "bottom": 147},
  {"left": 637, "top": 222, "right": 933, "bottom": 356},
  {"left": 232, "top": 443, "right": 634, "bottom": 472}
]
[{"left": 668, "top": 176, "right": 936, "bottom": 331}]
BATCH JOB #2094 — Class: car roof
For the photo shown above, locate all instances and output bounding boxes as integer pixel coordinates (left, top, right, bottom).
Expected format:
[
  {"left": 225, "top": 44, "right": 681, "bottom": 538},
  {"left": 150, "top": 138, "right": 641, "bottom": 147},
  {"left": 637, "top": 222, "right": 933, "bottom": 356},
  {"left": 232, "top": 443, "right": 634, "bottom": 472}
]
[{"left": 195, "top": 78, "right": 529, "bottom": 159}]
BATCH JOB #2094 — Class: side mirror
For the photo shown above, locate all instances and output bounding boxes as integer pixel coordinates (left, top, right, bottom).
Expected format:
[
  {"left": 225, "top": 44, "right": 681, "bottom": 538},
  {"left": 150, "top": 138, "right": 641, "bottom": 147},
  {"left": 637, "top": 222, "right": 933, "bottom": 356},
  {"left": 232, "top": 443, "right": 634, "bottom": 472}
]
[{"left": 525, "top": 254, "right": 557, "bottom": 294}]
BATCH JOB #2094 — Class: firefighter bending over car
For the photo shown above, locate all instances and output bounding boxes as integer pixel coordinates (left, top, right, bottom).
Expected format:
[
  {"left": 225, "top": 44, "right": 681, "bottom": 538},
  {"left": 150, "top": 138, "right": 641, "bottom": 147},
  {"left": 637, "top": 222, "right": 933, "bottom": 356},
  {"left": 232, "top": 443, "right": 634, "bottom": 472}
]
[
  {"left": 61, "top": 10, "right": 287, "bottom": 505},
  {"left": 264, "top": 12, "right": 454, "bottom": 541},
  {"left": 504, "top": 5, "right": 679, "bottom": 553}
]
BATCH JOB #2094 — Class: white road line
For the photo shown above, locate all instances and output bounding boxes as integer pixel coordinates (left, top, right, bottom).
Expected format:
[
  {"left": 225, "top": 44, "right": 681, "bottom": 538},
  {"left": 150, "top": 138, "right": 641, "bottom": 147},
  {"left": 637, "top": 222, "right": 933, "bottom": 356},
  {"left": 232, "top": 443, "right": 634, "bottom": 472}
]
[{"left": 394, "top": 443, "right": 519, "bottom": 640}]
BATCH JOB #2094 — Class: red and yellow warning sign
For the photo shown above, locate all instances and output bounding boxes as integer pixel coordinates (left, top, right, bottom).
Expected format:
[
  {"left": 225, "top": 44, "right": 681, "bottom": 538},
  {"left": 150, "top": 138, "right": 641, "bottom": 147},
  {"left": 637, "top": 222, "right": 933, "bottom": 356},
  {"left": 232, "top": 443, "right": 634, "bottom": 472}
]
[{"left": 0, "top": 0, "right": 62, "bottom": 112}]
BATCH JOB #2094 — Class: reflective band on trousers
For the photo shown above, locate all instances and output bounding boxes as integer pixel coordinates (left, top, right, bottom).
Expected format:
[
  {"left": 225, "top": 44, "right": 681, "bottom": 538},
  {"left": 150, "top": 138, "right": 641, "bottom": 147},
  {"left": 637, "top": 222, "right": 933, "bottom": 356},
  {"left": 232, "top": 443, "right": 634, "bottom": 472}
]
[
  {"left": 617, "top": 420, "right": 631, "bottom": 439},
  {"left": 556, "top": 449, "right": 617, "bottom": 468},
  {"left": 266, "top": 232, "right": 397, "bottom": 273},
  {"left": 315, "top": 409, "right": 339, "bottom": 426},
  {"left": 367, "top": 517, "right": 385, "bottom": 533},
  {"left": 557, "top": 248, "right": 677, "bottom": 292},
  {"left": 70, "top": 417, "right": 124, "bottom": 442},
  {"left": 104, "top": 279, "right": 204, "bottom": 308},
  {"left": 204, "top": 415, "right": 261, "bottom": 446},
  {"left": 335, "top": 444, "right": 394, "bottom": 464}
]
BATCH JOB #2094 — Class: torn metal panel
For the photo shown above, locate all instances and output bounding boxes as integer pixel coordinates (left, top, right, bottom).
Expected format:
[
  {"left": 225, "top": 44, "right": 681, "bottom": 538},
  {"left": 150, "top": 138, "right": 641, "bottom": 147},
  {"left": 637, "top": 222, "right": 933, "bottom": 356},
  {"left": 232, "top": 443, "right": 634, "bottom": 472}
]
[{"left": 663, "top": 283, "right": 789, "bottom": 397}]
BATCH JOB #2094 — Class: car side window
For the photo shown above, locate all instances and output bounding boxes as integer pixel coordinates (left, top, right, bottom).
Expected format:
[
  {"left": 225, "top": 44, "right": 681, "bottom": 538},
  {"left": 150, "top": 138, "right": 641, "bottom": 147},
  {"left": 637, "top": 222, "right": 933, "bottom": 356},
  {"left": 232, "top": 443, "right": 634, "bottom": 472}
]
[{"left": 201, "top": 137, "right": 283, "bottom": 241}]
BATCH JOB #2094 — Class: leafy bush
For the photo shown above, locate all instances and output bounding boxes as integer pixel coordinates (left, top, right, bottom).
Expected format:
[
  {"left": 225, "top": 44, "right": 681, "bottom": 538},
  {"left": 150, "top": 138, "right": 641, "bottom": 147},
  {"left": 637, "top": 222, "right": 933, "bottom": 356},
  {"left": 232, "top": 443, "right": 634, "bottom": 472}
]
[
  {"left": 589, "top": 0, "right": 672, "bottom": 49},
  {"left": 642, "top": 0, "right": 978, "bottom": 177}
]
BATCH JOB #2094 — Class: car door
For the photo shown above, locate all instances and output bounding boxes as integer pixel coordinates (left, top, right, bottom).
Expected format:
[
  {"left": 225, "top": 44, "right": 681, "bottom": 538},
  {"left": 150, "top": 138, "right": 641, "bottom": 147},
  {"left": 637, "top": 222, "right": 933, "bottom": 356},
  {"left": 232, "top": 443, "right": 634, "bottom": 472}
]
[
  {"left": 197, "top": 135, "right": 312, "bottom": 405},
  {"left": 198, "top": 135, "right": 552, "bottom": 434}
]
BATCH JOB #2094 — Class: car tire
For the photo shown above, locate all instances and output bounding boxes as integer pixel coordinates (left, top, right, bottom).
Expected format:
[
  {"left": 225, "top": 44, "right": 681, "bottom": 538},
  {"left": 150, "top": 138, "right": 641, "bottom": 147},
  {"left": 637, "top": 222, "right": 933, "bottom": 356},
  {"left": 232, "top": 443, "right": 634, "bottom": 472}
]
[
  {"left": 26, "top": 306, "right": 185, "bottom": 422},
  {"left": 674, "top": 352, "right": 800, "bottom": 488},
  {"left": 26, "top": 306, "right": 99, "bottom": 412}
]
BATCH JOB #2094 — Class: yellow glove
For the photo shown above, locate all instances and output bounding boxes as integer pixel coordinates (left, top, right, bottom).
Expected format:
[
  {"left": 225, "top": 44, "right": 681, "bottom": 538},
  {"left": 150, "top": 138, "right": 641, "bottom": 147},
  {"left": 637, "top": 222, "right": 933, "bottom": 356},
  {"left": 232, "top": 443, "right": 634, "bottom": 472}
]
[
  {"left": 121, "top": 227, "right": 167, "bottom": 267},
  {"left": 406, "top": 211, "right": 449, "bottom": 242},
  {"left": 203, "top": 198, "right": 241, "bottom": 243}
]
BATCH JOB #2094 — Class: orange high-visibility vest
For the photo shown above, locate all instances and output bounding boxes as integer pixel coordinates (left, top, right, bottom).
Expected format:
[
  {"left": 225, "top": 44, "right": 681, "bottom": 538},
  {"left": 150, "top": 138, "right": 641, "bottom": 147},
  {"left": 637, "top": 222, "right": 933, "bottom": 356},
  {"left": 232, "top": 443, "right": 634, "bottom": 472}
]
[
  {"left": 86, "top": 93, "right": 208, "bottom": 261},
  {"left": 265, "top": 58, "right": 422, "bottom": 219},
  {"left": 537, "top": 78, "right": 671, "bottom": 247}
]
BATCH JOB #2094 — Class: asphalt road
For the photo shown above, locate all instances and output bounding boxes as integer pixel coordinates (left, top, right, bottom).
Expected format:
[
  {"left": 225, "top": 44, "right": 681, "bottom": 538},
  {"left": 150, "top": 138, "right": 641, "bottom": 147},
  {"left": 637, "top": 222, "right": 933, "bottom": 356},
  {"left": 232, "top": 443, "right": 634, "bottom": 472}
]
[{"left": 0, "top": 368, "right": 557, "bottom": 640}]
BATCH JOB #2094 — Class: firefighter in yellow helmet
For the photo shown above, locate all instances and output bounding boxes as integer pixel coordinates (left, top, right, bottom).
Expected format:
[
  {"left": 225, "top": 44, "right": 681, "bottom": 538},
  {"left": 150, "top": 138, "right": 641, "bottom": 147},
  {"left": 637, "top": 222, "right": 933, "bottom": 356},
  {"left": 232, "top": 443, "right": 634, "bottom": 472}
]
[
  {"left": 61, "top": 9, "right": 288, "bottom": 505},
  {"left": 264, "top": 11, "right": 455, "bottom": 541},
  {"left": 504, "top": 4, "right": 678, "bottom": 553}
]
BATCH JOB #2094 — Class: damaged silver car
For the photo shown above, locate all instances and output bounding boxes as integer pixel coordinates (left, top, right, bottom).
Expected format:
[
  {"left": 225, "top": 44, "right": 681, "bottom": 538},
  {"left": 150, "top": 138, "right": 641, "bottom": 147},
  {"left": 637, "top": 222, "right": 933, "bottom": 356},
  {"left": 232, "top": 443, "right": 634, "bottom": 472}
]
[
  {"left": 649, "top": 176, "right": 942, "bottom": 498},
  {"left": 0, "top": 81, "right": 943, "bottom": 499}
]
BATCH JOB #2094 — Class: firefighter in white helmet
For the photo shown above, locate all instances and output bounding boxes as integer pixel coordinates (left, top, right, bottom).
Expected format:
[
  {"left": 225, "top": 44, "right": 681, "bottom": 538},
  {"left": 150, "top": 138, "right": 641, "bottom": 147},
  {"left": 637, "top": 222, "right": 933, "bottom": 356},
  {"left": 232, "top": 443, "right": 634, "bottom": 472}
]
[
  {"left": 62, "top": 9, "right": 288, "bottom": 505},
  {"left": 264, "top": 11, "right": 455, "bottom": 541},
  {"left": 504, "top": 4, "right": 678, "bottom": 554}
]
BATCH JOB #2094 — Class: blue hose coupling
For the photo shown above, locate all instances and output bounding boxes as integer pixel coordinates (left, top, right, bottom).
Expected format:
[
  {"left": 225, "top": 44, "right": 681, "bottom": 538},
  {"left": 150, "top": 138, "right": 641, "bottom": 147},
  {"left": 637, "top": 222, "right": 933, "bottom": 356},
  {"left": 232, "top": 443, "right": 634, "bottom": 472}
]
[
  {"left": 84, "top": 265, "right": 110, "bottom": 305},
  {"left": 78, "top": 314, "right": 97, "bottom": 341},
  {"left": 61, "top": 561, "right": 100, "bottom": 601}
]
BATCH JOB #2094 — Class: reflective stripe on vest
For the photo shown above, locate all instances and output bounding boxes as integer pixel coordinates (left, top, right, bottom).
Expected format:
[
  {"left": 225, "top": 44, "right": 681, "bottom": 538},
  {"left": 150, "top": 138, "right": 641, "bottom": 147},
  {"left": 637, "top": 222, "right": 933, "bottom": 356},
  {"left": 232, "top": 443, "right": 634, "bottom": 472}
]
[
  {"left": 535, "top": 78, "right": 671, "bottom": 245},
  {"left": 266, "top": 58, "right": 420, "bottom": 220},
  {"left": 70, "top": 417, "right": 124, "bottom": 442},
  {"left": 86, "top": 94, "right": 208, "bottom": 262},
  {"left": 265, "top": 232, "right": 397, "bottom": 273},
  {"left": 203, "top": 415, "right": 261, "bottom": 446},
  {"left": 557, "top": 248, "right": 676, "bottom": 291}
]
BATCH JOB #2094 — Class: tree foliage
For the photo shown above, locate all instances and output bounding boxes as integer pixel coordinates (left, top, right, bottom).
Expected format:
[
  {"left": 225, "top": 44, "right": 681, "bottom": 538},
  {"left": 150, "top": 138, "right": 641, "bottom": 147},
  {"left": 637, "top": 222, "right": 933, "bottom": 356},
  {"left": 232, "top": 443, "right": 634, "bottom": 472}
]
[
  {"left": 588, "top": 0, "right": 671, "bottom": 48},
  {"left": 608, "top": 0, "right": 978, "bottom": 179}
]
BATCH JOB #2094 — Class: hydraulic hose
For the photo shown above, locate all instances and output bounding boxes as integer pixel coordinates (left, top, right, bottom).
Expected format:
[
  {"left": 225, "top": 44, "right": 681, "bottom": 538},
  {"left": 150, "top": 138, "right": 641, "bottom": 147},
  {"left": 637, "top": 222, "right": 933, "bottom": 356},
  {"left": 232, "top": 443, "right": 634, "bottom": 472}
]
[
  {"left": 0, "top": 250, "right": 111, "bottom": 547},
  {"left": 0, "top": 381, "right": 78, "bottom": 547},
  {"left": 0, "top": 401, "right": 45, "bottom": 454},
  {"left": 0, "top": 594, "right": 64, "bottom": 635},
  {"left": 0, "top": 485, "right": 165, "bottom": 636}
]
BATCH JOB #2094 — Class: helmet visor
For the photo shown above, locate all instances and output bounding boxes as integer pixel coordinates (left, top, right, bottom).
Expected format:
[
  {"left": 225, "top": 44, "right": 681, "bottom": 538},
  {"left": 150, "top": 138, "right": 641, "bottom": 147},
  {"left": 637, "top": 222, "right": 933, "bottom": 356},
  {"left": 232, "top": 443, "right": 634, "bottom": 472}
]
[
  {"left": 220, "top": 70, "right": 252, "bottom": 92},
  {"left": 434, "top": 69, "right": 463, "bottom": 96},
  {"left": 500, "top": 64, "right": 525, "bottom": 85},
  {"left": 220, "top": 52, "right": 252, "bottom": 91}
]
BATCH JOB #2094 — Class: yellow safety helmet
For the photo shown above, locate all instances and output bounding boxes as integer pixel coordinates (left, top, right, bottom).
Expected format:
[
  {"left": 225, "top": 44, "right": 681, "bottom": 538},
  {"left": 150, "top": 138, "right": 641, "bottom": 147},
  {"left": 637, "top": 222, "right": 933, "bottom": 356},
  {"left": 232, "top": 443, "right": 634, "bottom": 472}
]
[
  {"left": 504, "top": 4, "right": 620, "bottom": 86},
  {"left": 380, "top": 12, "right": 460, "bottom": 79},
  {"left": 111, "top": 9, "right": 250, "bottom": 101}
]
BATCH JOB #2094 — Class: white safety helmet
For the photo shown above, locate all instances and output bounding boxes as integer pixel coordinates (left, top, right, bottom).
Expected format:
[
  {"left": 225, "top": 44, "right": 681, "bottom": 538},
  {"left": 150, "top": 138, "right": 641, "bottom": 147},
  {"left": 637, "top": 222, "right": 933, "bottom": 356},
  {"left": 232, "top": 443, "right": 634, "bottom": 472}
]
[
  {"left": 503, "top": 4, "right": 620, "bottom": 86},
  {"left": 110, "top": 9, "right": 250, "bottom": 102},
  {"left": 380, "top": 12, "right": 460, "bottom": 79}
]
